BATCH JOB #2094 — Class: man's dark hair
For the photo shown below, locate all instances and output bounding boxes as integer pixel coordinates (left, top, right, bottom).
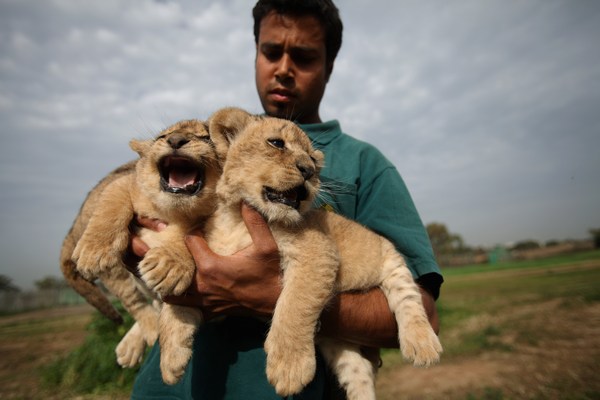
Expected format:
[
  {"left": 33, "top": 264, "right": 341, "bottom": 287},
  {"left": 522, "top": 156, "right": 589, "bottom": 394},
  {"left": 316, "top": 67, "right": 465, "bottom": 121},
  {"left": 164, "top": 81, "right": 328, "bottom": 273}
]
[{"left": 252, "top": 0, "right": 343, "bottom": 66}]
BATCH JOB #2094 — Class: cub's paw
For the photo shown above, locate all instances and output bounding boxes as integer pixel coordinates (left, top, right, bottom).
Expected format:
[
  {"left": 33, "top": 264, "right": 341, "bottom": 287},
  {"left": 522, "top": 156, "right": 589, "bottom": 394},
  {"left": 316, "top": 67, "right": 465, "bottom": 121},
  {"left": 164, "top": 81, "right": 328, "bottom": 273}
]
[
  {"left": 400, "top": 319, "right": 443, "bottom": 367},
  {"left": 159, "top": 333, "right": 193, "bottom": 385},
  {"left": 160, "top": 348, "right": 192, "bottom": 385},
  {"left": 138, "top": 247, "right": 194, "bottom": 297},
  {"left": 158, "top": 305, "right": 201, "bottom": 385},
  {"left": 136, "top": 306, "right": 160, "bottom": 346},
  {"left": 116, "top": 322, "right": 146, "bottom": 368},
  {"left": 72, "top": 238, "right": 121, "bottom": 279},
  {"left": 265, "top": 330, "right": 316, "bottom": 396}
]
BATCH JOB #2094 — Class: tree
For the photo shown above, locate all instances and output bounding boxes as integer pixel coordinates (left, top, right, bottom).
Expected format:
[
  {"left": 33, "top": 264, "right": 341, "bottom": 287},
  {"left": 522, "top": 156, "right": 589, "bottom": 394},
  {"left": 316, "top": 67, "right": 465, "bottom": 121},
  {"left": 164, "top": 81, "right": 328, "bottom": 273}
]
[
  {"left": 511, "top": 240, "right": 541, "bottom": 251},
  {"left": 0, "top": 274, "right": 21, "bottom": 292},
  {"left": 35, "top": 276, "right": 68, "bottom": 291},
  {"left": 426, "top": 222, "right": 467, "bottom": 257},
  {"left": 590, "top": 228, "right": 600, "bottom": 249}
]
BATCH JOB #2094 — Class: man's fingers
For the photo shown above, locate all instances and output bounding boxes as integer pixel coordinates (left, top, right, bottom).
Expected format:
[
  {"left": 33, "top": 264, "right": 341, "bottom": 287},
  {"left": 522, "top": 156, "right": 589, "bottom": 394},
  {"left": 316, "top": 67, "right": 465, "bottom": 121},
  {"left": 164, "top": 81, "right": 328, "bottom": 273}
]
[
  {"left": 131, "top": 236, "right": 150, "bottom": 258},
  {"left": 137, "top": 215, "right": 168, "bottom": 231},
  {"left": 241, "top": 203, "right": 277, "bottom": 253},
  {"left": 185, "top": 228, "right": 217, "bottom": 266}
]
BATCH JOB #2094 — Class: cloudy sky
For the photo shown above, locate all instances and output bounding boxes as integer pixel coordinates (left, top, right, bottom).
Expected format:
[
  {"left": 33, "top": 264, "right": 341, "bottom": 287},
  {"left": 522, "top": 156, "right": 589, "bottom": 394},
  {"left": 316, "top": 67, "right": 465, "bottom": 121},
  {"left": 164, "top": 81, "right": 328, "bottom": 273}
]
[{"left": 1, "top": 0, "right": 599, "bottom": 290}]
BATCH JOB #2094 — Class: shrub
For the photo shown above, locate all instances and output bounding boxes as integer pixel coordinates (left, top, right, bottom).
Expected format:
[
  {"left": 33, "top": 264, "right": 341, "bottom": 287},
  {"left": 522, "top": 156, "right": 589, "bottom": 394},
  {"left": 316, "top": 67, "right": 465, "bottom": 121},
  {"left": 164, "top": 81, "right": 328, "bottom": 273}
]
[{"left": 41, "top": 303, "right": 142, "bottom": 394}]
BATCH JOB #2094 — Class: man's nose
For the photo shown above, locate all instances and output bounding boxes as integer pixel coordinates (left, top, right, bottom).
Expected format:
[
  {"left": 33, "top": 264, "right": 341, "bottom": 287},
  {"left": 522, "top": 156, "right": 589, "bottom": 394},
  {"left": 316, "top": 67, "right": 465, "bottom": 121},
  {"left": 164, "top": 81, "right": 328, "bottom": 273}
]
[{"left": 275, "top": 54, "right": 293, "bottom": 80}]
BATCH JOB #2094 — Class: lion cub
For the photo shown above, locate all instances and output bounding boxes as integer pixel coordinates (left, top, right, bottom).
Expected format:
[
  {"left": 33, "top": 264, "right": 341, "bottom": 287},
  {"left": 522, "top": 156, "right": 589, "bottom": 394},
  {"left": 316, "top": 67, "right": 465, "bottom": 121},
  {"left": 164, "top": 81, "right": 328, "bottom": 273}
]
[
  {"left": 69, "top": 119, "right": 222, "bottom": 382},
  {"left": 60, "top": 159, "right": 160, "bottom": 368},
  {"left": 204, "top": 108, "right": 443, "bottom": 399}
]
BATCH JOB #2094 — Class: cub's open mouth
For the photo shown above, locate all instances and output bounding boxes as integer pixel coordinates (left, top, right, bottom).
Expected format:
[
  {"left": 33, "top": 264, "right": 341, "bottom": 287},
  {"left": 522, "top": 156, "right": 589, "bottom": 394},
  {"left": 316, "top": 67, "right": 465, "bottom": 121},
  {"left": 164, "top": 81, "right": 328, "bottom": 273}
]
[
  {"left": 264, "top": 185, "right": 308, "bottom": 209},
  {"left": 159, "top": 156, "right": 205, "bottom": 195}
]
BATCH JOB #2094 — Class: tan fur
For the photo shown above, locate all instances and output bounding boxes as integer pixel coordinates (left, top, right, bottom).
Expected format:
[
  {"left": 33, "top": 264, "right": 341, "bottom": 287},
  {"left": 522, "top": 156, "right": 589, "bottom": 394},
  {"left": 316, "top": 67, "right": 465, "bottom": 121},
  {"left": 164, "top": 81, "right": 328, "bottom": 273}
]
[
  {"left": 68, "top": 119, "right": 222, "bottom": 379},
  {"left": 61, "top": 160, "right": 136, "bottom": 325},
  {"left": 204, "top": 108, "right": 443, "bottom": 398}
]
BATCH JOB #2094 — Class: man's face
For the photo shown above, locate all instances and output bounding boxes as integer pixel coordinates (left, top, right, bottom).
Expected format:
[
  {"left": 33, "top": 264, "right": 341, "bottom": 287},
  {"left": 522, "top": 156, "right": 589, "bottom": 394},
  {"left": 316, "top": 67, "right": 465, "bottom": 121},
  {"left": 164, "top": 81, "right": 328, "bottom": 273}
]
[{"left": 255, "top": 11, "right": 331, "bottom": 124}]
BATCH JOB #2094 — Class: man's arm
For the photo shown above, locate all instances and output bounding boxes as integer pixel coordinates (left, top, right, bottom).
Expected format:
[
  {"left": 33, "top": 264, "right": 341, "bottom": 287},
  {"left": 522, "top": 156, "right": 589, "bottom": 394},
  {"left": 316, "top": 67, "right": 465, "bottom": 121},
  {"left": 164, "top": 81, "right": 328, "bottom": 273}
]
[
  {"left": 130, "top": 204, "right": 438, "bottom": 348},
  {"left": 178, "top": 204, "right": 437, "bottom": 348},
  {"left": 320, "top": 286, "right": 439, "bottom": 349}
]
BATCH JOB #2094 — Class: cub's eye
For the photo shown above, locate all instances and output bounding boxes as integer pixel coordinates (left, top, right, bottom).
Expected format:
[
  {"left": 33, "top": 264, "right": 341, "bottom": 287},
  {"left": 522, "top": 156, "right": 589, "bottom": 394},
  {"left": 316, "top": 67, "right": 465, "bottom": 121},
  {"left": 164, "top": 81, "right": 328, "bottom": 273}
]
[
  {"left": 155, "top": 134, "right": 167, "bottom": 141},
  {"left": 195, "top": 134, "right": 211, "bottom": 142},
  {"left": 267, "top": 138, "right": 285, "bottom": 149}
]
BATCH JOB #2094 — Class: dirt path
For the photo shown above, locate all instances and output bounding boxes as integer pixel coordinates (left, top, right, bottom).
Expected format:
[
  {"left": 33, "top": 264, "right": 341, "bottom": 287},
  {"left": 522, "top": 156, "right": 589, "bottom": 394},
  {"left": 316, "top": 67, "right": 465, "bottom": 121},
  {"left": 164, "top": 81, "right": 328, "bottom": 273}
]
[
  {"left": 2, "top": 258, "right": 599, "bottom": 399},
  {"left": 376, "top": 296, "right": 600, "bottom": 399},
  {"left": 0, "top": 305, "right": 94, "bottom": 399}
]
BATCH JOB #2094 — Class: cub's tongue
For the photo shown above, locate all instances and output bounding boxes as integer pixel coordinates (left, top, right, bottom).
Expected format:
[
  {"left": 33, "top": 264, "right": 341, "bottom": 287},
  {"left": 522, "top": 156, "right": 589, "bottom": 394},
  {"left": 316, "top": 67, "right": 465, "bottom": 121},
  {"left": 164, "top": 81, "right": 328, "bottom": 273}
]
[
  {"left": 166, "top": 158, "right": 197, "bottom": 188},
  {"left": 169, "top": 168, "right": 197, "bottom": 188}
]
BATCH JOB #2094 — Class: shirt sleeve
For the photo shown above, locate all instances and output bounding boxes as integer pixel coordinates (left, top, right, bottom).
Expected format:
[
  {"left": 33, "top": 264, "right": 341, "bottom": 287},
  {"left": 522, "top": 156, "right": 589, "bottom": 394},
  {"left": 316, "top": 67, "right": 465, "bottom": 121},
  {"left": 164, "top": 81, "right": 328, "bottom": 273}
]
[{"left": 355, "top": 164, "right": 443, "bottom": 299}]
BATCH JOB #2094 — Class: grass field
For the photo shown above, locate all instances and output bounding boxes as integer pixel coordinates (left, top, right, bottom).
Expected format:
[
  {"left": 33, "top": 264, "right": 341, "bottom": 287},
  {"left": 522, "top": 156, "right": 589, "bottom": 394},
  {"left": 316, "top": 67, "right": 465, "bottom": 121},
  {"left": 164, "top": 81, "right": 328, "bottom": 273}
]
[
  {"left": 377, "top": 250, "right": 600, "bottom": 400},
  {"left": 1, "top": 250, "right": 599, "bottom": 399}
]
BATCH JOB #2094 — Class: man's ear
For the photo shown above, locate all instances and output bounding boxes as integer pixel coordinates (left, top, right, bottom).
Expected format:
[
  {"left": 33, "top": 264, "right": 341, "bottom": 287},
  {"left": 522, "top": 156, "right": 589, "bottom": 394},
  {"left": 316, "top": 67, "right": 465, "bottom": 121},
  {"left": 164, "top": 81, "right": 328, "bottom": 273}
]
[
  {"left": 208, "top": 107, "right": 254, "bottom": 161},
  {"left": 129, "top": 139, "right": 152, "bottom": 157}
]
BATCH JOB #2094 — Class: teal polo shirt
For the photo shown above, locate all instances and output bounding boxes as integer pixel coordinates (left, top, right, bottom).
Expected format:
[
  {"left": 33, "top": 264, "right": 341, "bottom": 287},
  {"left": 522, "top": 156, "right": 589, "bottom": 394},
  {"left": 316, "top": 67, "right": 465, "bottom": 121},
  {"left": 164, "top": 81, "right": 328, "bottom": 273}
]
[
  {"left": 130, "top": 120, "right": 442, "bottom": 399},
  {"left": 300, "top": 120, "right": 442, "bottom": 297}
]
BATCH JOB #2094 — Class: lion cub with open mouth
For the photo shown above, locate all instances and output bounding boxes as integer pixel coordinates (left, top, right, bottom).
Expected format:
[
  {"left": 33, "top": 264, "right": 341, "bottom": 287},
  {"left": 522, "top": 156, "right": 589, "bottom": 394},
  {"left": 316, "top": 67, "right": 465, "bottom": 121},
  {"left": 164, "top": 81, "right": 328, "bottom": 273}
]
[
  {"left": 200, "top": 108, "right": 443, "bottom": 399},
  {"left": 68, "top": 119, "right": 221, "bottom": 381}
]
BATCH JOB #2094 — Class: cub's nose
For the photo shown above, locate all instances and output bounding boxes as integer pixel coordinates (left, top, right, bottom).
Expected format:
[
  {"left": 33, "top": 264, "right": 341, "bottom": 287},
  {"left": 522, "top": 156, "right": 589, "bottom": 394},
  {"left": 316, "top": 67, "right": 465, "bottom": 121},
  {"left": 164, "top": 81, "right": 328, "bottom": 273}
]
[
  {"left": 297, "top": 163, "right": 315, "bottom": 180},
  {"left": 167, "top": 133, "right": 190, "bottom": 149}
]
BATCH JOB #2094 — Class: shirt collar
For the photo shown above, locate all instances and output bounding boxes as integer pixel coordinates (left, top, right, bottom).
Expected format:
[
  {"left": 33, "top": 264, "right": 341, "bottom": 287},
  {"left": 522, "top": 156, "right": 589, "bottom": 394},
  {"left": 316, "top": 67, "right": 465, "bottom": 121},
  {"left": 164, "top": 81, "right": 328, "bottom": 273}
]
[{"left": 297, "top": 120, "right": 342, "bottom": 146}]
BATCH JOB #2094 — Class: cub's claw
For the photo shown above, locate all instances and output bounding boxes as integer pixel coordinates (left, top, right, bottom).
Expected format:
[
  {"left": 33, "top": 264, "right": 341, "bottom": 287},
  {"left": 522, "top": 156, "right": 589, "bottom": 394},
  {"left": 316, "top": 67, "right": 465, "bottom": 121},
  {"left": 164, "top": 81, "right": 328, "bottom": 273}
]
[
  {"left": 400, "top": 321, "right": 443, "bottom": 367},
  {"left": 72, "top": 240, "right": 121, "bottom": 279},
  {"left": 116, "top": 322, "right": 146, "bottom": 368},
  {"left": 138, "top": 247, "right": 193, "bottom": 297},
  {"left": 265, "top": 330, "right": 316, "bottom": 396}
]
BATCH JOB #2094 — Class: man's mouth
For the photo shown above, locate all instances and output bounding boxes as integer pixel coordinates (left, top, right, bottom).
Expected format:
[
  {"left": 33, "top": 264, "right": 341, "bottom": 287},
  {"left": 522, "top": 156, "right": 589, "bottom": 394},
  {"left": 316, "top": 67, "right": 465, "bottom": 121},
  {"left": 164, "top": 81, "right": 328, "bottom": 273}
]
[
  {"left": 263, "top": 185, "right": 308, "bottom": 209},
  {"left": 159, "top": 156, "right": 205, "bottom": 195},
  {"left": 269, "top": 88, "right": 295, "bottom": 103}
]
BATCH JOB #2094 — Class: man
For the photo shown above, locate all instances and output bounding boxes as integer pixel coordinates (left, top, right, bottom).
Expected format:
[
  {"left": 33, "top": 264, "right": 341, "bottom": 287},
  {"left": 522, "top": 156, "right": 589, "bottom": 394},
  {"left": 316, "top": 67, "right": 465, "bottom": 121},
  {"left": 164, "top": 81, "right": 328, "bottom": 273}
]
[{"left": 130, "top": 1, "right": 442, "bottom": 398}]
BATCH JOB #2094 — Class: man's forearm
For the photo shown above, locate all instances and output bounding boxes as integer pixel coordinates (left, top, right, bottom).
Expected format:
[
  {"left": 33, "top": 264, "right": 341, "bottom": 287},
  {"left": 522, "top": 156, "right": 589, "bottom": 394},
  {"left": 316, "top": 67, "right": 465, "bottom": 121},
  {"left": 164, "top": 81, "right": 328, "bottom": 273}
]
[
  {"left": 319, "top": 288, "right": 399, "bottom": 348},
  {"left": 319, "top": 287, "right": 439, "bottom": 349}
]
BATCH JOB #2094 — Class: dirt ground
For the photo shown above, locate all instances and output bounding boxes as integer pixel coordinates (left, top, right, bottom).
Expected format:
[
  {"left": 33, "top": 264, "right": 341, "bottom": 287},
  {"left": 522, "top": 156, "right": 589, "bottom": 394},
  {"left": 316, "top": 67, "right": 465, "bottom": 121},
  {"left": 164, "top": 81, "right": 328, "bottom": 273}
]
[
  {"left": 0, "top": 304, "right": 127, "bottom": 400},
  {"left": 1, "top": 268, "right": 599, "bottom": 399},
  {"left": 376, "top": 295, "right": 600, "bottom": 399}
]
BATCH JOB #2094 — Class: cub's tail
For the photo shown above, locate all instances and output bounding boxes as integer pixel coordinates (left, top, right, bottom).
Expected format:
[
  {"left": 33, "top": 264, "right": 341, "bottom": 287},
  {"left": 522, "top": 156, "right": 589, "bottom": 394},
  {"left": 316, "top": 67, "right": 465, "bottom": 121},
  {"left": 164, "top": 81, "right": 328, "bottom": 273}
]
[{"left": 60, "top": 236, "right": 123, "bottom": 324}]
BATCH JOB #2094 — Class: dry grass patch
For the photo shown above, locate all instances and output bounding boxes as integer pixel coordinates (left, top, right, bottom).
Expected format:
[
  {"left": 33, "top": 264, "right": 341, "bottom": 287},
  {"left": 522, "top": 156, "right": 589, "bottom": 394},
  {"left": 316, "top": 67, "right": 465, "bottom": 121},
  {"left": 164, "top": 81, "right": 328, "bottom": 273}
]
[{"left": 376, "top": 256, "right": 600, "bottom": 400}]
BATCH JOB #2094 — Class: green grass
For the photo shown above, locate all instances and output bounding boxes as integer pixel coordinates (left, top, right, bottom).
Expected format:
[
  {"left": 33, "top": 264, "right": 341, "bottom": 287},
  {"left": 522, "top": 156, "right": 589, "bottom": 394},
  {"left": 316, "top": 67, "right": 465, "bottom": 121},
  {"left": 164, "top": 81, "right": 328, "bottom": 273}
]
[
  {"left": 441, "top": 249, "right": 600, "bottom": 277},
  {"left": 465, "top": 387, "right": 505, "bottom": 400},
  {"left": 0, "top": 315, "right": 88, "bottom": 338},
  {"left": 11, "top": 251, "right": 600, "bottom": 399},
  {"left": 40, "top": 303, "right": 141, "bottom": 395},
  {"left": 380, "top": 250, "right": 600, "bottom": 400},
  {"left": 434, "top": 250, "right": 600, "bottom": 358}
]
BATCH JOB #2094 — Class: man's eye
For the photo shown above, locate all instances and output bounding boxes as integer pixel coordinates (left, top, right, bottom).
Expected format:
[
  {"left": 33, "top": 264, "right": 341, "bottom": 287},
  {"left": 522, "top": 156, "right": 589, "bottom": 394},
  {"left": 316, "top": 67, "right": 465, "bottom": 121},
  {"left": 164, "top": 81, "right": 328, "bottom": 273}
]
[
  {"left": 292, "top": 54, "right": 314, "bottom": 66},
  {"left": 263, "top": 49, "right": 282, "bottom": 62},
  {"left": 290, "top": 49, "right": 318, "bottom": 67},
  {"left": 267, "top": 138, "right": 285, "bottom": 149}
]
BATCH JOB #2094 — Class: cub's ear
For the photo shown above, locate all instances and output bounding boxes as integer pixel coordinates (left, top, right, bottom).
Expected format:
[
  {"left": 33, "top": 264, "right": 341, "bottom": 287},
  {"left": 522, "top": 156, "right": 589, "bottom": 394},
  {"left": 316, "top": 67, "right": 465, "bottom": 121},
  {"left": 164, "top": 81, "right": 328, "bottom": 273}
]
[
  {"left": 129, "top": 139, "right": 152, "bottom": 157},
  {"left": 208, "top": 107, "right": 253, "bottom": 161},
  {"left": 312, "top": 149, "right": 325, "bottom": 172}
]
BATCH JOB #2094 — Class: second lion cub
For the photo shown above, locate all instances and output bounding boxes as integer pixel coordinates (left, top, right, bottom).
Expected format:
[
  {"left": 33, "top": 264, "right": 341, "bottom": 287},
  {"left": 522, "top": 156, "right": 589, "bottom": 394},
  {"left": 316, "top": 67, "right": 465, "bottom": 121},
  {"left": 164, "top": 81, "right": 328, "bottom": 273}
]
[
  {"left": 203, "top": 108, "right": 442, "bottom": 399},
  {"left": 71, "top": 119, "right": 222, "bottom": 384}
]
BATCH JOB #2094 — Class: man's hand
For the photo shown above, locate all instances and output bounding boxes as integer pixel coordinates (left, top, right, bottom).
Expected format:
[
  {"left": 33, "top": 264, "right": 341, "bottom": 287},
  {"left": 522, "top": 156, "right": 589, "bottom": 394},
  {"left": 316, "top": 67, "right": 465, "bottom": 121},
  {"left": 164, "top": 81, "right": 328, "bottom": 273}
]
[
  {"left": 125, "top": 204, "right": 439, "bottom": 350},
  {"left": 123, "top": 217, "right": 166, "bottom": 276},
  {"left": 165, "top": 203, "right": 282, "bottom": 320}
]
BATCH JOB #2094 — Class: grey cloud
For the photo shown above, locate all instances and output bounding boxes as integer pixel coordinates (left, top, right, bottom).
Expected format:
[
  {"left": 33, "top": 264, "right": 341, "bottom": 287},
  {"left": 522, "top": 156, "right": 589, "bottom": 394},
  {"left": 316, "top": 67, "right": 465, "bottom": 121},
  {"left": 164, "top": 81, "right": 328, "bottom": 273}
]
[{"left": 1, "top": 0, "right": 599, "bottom": 290}]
